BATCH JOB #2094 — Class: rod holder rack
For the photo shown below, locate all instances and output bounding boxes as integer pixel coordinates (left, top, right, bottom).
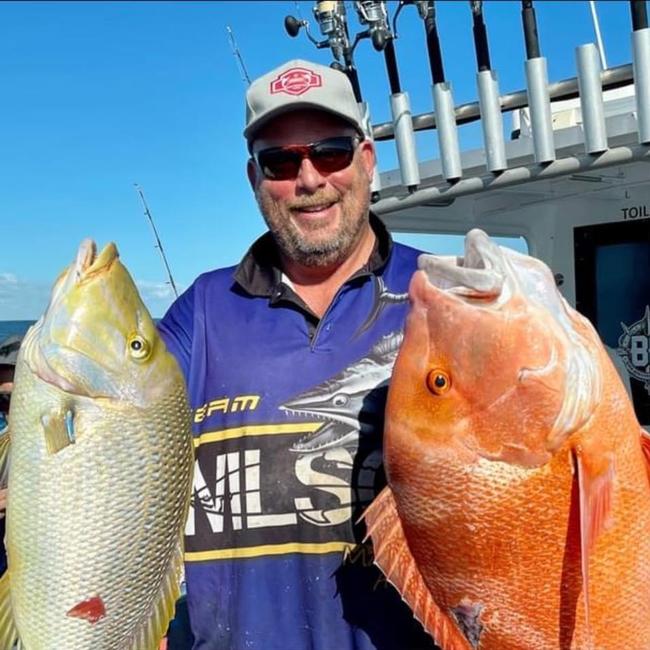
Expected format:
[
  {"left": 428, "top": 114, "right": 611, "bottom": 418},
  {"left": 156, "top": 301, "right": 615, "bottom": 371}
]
[
  {"left": 373, "top": 143, "right": 650, "bottom": 215},
  {"left": 372, "top": 64, "right": 634, "bottom": 141}
]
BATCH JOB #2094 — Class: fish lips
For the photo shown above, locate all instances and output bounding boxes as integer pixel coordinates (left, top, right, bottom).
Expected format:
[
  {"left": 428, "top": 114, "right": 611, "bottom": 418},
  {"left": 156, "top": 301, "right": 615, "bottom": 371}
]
[{"left": 417, "top": 229, "right": 509, "bottom": 304}]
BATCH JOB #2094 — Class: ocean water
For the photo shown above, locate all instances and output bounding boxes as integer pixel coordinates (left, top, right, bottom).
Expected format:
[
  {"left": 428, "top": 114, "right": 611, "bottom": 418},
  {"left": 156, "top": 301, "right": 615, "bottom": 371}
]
[{"left": 0, "top": 321, "right": 35, "bottom": 342}]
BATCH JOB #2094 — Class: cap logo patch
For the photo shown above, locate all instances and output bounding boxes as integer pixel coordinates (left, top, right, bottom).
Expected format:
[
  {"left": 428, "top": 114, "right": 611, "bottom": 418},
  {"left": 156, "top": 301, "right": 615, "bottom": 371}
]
[{"left": 270, "top": 67, "right": 322, "bottom": 96}]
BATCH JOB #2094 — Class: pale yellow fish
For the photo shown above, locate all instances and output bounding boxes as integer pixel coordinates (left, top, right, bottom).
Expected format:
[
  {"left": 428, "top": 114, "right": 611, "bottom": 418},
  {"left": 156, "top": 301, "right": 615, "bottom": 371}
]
[{"left": 0, "top": 240, "right": 193, "bottom": 650}]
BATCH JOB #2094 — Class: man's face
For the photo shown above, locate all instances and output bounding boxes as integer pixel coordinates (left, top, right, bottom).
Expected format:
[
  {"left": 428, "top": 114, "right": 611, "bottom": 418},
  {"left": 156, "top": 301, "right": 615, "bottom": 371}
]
[{"left": 247, "top": 110, "right": 376, "bottom": 268}]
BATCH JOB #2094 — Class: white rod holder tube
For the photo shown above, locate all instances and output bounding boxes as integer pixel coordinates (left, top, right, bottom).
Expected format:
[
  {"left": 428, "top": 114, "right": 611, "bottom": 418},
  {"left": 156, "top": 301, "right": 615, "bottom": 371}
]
[
  {"left": 477, "top": 69, "right": 507, "bottom": 173},
  {"left": 525, "top": 57, "right": 556, "bottom": 163},
  {"left": 632, "top": 27, "right": 650, "bottom": 144},
  {"left": 576, "top": 43, "right": 607, "bottom": 154},
  {"left": 390, "top": 92, "right": 420, "bottom": 190},
  {"left": 432, "top": 82, "right": 462, "bottom": 181}
]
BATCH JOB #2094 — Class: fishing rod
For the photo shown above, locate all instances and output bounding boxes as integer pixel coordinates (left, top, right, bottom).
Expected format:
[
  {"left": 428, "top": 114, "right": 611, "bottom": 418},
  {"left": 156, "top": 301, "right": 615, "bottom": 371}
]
[
  {"left": 226, "top": 25, "right": 251, "bottom": 86},
  {"left": 133, "top": 184, "right": 179, "bottom": 300},
  {"left": 284, "top": 1, "right": 381, "bottom": 198},
  {"left": 631, "top": 0, "right": 650, "bottom": 143},
  {"left": 588, "top": 0, "right": 607, "bottom": 69},
  {"left": 413, "top": 0, "right": 462, "bottom": 182},
  {"left": 470, "top": 0, "right": 507, "bottom": 173},
  {"left": 521, "top": 0, "right": 555, "bottom": 163},
  {"left": 354, "top": 1, "right": 420, "bottom": 192}
]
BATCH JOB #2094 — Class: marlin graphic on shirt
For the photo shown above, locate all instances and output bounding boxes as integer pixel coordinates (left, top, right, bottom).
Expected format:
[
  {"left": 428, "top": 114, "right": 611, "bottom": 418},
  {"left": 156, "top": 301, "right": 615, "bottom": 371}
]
[{"left": 281, "top": 332, "right": 404, "bottom": 453}]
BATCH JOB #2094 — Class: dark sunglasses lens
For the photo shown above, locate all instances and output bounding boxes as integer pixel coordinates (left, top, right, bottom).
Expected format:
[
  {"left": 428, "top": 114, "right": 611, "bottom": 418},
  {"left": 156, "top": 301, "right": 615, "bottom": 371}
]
[
  {"left": 257, "top": 137, "right": 357, "bottom": 180},
  {"left": 257, "top": 150, "right": 302, "bottom": 180},
  {"left": 311, "top": 139, "right": 355, "bottom": 174}
]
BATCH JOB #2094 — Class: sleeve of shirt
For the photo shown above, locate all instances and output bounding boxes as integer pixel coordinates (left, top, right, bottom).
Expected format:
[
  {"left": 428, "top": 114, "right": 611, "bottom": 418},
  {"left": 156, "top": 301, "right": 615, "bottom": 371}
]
[{"left": 158, "top": 283, "right": 195, "bottom": 381}]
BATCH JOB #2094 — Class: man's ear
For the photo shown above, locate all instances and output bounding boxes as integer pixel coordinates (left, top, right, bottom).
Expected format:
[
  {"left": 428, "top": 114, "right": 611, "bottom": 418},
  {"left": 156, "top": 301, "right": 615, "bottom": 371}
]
[
  {"left": 247, "top": 157, "right": 259, "bottom": 190},
  {"left": 358, "top": 139, "right": 376, "bottom": 181}
]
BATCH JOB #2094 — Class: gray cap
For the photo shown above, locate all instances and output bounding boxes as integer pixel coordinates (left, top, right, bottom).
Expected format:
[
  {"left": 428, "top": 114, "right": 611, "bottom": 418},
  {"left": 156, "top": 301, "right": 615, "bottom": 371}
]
[{"left": 244, "top": 59, "right": 365, "bottom": 142}]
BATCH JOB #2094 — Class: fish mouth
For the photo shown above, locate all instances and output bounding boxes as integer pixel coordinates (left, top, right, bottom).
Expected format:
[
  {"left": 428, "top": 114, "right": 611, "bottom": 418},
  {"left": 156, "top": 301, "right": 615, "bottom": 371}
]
[
  {"left": 72, "top": 240, "right": 118, "bottom": 283},
  {"left": 417, "top": 229, "right": 508, "bottom": 303},
  {"left": 280, "top": 403, "right": 360, "bottom": 430},
  {"left": 47, "top": 240, "right": 118, "bottom": 306},
  {"left": 290, "top": 421, "right": 361, "bottom": 453}
]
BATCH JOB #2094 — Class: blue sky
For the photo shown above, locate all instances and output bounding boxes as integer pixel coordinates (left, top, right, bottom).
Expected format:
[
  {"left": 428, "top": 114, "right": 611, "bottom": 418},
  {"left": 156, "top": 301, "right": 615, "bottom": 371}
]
[{"left": 0, "top": 1, "right": 634, "bottom": 319}]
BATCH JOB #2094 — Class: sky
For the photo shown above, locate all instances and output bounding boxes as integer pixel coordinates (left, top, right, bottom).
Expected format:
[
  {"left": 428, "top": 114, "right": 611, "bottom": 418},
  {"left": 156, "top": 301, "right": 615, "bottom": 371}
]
[{"left": 0, "top": 0, "right": 635, "bottom": 319}]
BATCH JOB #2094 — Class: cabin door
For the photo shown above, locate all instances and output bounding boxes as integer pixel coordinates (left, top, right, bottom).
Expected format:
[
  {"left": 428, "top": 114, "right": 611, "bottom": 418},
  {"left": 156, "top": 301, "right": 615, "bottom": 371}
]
[{"left": 575, "top": 218, "right": 650, "bottom": 431}]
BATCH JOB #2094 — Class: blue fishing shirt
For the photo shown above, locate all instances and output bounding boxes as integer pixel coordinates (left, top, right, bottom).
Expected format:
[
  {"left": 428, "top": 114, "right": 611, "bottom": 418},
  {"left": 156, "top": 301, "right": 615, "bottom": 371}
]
[{"left": 159, "top": 215, "right": 437, "bottom": 650}]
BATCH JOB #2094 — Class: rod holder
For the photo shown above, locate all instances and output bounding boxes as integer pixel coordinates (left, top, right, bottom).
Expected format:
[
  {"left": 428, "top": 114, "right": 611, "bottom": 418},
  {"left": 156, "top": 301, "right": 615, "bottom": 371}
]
[
  {"left": 477, "top": 69, "right": 507, "bottom": 173},
  {"left": 359, "top": 100, "right": 382, "bottom": 195},
  {"left": 632, "top": 27, "right": 650, "bottom": 143},
  {"left": 390, "top": 92, "right": 420, "bottom": 191},
  {"left": 576, "top": 43, "right": 607, "bottom": 154},
  {"left": 432, "top": 82, "right": 462, "bottom": 181},
  {"left": 525, "top": 56, "right": 555, "bottom": 163}
]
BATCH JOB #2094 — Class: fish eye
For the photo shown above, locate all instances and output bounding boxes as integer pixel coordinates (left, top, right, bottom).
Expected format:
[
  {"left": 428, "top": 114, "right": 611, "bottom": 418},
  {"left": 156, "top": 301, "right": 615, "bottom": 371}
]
[
  {"left": 426, "top": 369, "right": 451, "bottom": 395},
  {"left": 332, "top": 394, "right": 349, "bottom": 407},
  {"left": 128, "top": 335, "right": 151, "bottom": 361}
]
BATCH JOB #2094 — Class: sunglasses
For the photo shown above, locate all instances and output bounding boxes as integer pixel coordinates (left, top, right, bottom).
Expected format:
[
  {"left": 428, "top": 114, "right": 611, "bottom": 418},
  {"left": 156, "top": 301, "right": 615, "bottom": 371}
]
[{"left": 253, "top": 135, "right": 361, "bottom": 181}]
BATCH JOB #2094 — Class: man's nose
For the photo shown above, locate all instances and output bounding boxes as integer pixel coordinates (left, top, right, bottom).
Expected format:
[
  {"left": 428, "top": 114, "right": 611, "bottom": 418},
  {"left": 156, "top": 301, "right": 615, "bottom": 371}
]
[{"left": 295, "top": 156, "right": 326, "bottom": 192}]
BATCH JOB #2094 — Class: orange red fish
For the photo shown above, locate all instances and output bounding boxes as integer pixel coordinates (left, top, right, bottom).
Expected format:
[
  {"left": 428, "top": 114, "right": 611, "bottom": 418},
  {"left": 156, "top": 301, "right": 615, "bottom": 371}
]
[{"left": 364, "top": 229, "right": 650, "bottom": 650}]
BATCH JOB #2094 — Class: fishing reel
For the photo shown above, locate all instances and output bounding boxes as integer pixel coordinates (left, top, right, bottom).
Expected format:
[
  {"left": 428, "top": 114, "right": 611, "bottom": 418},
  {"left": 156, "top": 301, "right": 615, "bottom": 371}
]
[
  {"left": 284, "top": 1, "right": 353, "bottom": 64},
  {"left": 353, "top": 1, "right": 390, "bottom": 51},
  {"left": 284, "top": 1, "right": 392, "bottom": 60}
]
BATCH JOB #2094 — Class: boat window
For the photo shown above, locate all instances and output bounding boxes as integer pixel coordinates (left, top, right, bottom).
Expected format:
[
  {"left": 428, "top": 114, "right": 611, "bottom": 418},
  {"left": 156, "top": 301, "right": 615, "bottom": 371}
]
[{"left": 392, "top": 232, "right": 528, "bottom": 256}]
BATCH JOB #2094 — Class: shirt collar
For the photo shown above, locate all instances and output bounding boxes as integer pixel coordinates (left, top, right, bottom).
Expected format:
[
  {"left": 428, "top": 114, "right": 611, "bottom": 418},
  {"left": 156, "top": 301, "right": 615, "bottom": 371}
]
[{"left": 233, "top": 212, "right": 393, "bottom": 298}]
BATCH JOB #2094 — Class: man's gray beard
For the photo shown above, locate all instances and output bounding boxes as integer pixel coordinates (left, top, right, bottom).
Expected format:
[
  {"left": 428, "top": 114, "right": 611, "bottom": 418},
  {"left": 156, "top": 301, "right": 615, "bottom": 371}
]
[{"left": 258, "top": 192, "right": 370, "bottom": 268}]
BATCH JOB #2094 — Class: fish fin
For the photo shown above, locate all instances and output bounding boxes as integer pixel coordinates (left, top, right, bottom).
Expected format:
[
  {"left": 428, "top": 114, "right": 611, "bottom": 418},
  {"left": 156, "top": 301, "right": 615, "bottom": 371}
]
[
  {"left": 0, "top": 427, "right": 10, "bottom": 488},
  {"left": 362, "top": 487, "right": 472, "bottom": 650},
  {"left": 640, "top": 428, "right": 650, "bottom": 483},
  {"left": 0, "top": 571, "right": 20, "bottom": 650},
  {"left": 574, "top": 446, "right": 615, "bottom": 643},
  {"left": 40, "top": 409, "right": 75, "bottom": 455},
  {"left": 128, "top": 543, "right": 184, "bottom": 650}
]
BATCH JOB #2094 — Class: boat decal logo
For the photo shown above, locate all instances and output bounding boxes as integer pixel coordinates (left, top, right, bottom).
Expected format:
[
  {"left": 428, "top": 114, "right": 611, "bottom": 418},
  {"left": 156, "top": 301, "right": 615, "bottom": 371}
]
[{"left": 617, "top": 305, "right": 650, "bottom": 394}]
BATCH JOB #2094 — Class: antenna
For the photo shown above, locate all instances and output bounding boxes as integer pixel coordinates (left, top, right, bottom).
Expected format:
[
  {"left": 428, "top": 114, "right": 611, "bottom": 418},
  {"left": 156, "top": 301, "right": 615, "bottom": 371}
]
[
  {"left": 588, "top": 0, "right": 608, "bottom": 69},
  {"left": 133, "top": 183, "right": 179, "bottom": 300},
  {"left": 226, "top": 25, "right": 252, "bottom": 86}
]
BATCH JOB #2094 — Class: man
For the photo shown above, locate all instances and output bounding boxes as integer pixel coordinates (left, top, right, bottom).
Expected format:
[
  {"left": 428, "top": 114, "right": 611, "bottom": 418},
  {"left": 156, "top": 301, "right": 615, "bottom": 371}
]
[{"left": 159, "top": 59, "right": 436, "bottom": 650}]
